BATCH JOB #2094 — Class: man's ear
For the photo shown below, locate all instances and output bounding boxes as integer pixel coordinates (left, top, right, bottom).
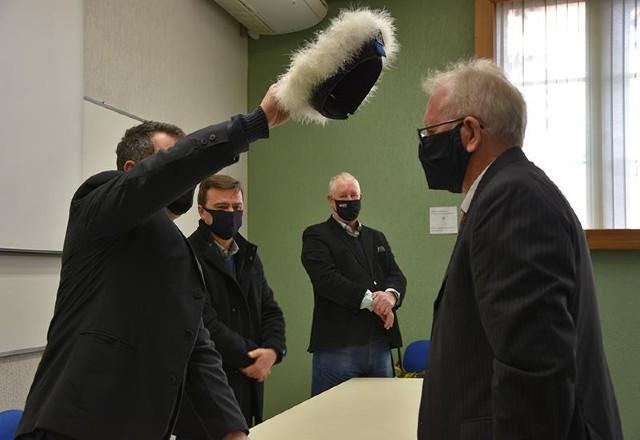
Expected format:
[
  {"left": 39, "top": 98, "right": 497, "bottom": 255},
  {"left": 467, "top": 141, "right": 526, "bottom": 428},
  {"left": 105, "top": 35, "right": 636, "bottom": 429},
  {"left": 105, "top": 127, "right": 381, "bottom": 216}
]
[
  {"left": 198, "top": 205, "right": 213, "bottom": 224},
  {"left": 327, "top": 194, "right": 336, "bottom": 212},
  {"left": 461, "top": 117, "right": 483, "bottom": 153},
  {"left": 123, "top": 160, "right": 136, "bottom": 172}
]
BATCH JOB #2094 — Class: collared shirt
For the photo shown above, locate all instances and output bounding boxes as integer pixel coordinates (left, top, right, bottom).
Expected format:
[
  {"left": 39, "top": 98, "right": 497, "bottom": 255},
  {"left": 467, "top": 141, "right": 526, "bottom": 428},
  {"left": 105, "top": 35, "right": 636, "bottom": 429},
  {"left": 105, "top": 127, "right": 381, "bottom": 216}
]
[
  {"left": 213, "top": 237, "right": 239, "bottom": 276},
  {"left": 461, "top": 163, "right": 493, "bottom": 215},
  {"left": 213, "top": 238, "right": 239, "bottom": 258},
  {"left": 332, "top": 214, "right": 362, "bottom": 237}
]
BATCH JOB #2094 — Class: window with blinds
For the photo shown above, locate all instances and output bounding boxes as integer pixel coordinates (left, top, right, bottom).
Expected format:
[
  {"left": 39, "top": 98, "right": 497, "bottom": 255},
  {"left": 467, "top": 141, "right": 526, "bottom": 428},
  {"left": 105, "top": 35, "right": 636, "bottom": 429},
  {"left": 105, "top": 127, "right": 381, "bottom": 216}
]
[{"left": 495, "top": 0, "right": 639, "bottom": 228}]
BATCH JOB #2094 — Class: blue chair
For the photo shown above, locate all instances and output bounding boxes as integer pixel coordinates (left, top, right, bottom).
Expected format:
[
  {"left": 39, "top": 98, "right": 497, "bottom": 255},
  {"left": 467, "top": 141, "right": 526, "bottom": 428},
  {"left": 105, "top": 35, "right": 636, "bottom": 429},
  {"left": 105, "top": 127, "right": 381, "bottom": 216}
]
[
  {"left": 403, "top": 339, "right": 431, "bottom": 373},
  {"left": 0, "top": 409, "right": 23, "bottom": 440}
]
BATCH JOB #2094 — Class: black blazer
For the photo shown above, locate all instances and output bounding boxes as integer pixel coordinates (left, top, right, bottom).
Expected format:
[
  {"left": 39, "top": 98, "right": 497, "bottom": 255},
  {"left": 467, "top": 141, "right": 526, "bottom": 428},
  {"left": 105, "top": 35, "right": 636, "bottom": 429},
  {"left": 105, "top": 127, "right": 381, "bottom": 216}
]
[
  {"left": 17, "top": 117, "right": 257, "bottom": 440},
  {"left": 418, "top": 147, "right": 623, "bottom": 440},
  {"left": 301, "top": 217, "right": 406, "bottom": 352},
  {"left": 175, "top": 224, "right": 285, "bottom": 433}
]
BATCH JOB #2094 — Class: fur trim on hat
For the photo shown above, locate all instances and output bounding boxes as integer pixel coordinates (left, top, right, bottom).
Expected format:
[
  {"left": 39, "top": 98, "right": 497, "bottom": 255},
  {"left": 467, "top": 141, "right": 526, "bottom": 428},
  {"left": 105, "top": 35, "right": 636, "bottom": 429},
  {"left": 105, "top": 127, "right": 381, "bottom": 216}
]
[{"left": 276, "top": 8, "right": 398, "bottom": 125}]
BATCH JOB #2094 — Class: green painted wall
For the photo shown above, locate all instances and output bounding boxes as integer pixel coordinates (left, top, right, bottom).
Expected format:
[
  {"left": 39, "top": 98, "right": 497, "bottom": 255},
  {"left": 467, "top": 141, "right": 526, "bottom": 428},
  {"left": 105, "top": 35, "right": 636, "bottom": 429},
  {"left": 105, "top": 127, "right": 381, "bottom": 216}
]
[
  {"left": 246, "top": 1, "right": 639, "bottom": 437},
  {"left": 590, "top": 250, "right": 640, "bottom": 438}
]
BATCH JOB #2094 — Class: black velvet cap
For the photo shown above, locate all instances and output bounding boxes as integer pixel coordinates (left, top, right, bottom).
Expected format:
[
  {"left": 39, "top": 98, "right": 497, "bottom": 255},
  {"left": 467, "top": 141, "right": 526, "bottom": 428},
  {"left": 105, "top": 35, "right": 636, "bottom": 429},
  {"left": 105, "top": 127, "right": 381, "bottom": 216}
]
[
  {"left": 275, "top": 8, "right": 398, "bottom": 125},
  {"left": 310, "top": 34, "right": 387, "bottom": 120}
]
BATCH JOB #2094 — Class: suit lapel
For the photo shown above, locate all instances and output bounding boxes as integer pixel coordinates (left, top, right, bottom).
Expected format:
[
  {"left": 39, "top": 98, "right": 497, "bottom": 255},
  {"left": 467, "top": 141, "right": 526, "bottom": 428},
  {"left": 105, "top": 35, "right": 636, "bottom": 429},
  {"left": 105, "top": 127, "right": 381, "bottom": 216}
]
[
  {"left": 431, "top": 147, "right": 528, "bottom": 329},
  {"left": 328, "top": 217, "right": 371, "bottom": 275},
  {"left": 358, "top": 227, "right": 376, "bottom": 276},
  {"left": 466, "top": 146, "right": 528, "bottom": 217}
]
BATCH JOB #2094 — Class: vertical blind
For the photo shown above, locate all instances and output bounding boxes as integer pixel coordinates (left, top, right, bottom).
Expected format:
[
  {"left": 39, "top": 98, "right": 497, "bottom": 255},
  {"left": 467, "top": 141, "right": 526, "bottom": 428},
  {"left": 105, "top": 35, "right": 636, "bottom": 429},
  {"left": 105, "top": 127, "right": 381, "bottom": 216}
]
[{"left": 495, "top": 0, "right": 639, "bottom": 228}]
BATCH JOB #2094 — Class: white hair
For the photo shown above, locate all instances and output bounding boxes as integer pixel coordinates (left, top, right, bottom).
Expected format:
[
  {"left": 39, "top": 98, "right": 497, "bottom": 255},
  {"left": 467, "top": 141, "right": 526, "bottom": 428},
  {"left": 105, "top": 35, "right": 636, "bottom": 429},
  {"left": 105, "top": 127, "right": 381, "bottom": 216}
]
[
  {"left": 422, "top": 58, "right": 527, "bottom": 146},
  {"left": 328, "top": 172, "right": 360, "bottom": 196}
]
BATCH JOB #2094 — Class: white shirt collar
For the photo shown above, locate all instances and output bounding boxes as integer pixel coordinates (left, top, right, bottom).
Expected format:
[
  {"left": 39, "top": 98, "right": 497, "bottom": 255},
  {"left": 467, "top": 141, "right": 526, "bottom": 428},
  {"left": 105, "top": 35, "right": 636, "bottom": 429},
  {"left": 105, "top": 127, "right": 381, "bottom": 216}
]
[
  {"left": 332, "top": 214, "right": 362, "bottom": 238},
  {"left": 461, "top": 163, "right": 492, "bottom": 214}
]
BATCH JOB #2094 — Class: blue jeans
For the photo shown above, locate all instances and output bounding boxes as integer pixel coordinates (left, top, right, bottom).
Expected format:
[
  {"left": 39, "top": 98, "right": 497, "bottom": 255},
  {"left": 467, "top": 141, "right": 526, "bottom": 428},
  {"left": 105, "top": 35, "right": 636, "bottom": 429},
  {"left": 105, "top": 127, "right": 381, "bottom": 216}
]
[{"left": 311, "top": 337, "right": 393, "bottom": 396}]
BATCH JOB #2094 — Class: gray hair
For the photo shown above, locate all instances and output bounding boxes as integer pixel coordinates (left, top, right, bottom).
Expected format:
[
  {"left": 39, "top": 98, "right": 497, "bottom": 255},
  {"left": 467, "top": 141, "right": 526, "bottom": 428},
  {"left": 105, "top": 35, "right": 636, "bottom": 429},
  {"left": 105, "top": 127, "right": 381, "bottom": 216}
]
[
  {"left": 328, "top": 172, "right": 360, "bottom": 196},
  {"left": 422, "top": 58, "right": 527, "bottom": 146}
]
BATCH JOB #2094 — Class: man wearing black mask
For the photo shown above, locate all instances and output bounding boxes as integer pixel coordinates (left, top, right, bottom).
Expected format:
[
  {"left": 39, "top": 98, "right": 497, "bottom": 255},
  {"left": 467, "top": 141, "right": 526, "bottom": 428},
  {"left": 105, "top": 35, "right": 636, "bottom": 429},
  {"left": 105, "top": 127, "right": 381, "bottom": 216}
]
[
  {"left": 301, "top": 172, "right": 406, "bottom": 396},
  {"left": 416, "top": 59, "right": 622, "bottom": 440},
  {"left": 16, "top": 84, "right": 289, "bottom": 440},
  {"left": 174, "top": 175, "right": 286, "bottom": 437}
]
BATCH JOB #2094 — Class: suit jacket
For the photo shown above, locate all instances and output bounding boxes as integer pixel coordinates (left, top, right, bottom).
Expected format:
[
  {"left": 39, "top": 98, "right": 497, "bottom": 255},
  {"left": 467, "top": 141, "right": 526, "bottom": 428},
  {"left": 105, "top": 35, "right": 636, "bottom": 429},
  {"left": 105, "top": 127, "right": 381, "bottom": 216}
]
[
  {"left": 16, "top": 116, "right": 259, "bottom": 440},
  {"left": 301, "top": 217, "right": 406, "bottom": 352},
  {"left": 418, "top": 147, "right": 623, "bottom": 440},
  {"left": 175, "top": 225, "right": 286, "bottom": 434}
]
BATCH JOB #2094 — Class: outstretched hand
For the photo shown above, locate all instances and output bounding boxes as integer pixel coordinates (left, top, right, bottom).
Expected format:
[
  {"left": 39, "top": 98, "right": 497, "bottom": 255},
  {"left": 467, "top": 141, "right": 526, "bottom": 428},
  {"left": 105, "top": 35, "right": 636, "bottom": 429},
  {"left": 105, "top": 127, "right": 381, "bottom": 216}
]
[{"left": 260, "top": 83, "right": 289, "bottom": 129}]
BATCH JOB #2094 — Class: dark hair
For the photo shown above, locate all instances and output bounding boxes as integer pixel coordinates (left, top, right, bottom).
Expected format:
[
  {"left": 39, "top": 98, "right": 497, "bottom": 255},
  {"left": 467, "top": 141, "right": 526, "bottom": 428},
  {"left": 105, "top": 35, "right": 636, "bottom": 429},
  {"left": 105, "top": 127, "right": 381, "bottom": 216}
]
[
  {"left": 197, "top": 175, "right": 244, "bottom": 206},
  {"left": 115, "top": 121, "right": 185, "bottom": 170}
]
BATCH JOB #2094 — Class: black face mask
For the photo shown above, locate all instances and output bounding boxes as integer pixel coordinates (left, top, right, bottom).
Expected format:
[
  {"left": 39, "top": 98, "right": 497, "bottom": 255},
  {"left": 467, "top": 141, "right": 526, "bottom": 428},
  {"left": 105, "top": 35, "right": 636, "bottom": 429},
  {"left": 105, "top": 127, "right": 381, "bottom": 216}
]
[
  {"left": 334, "top": 199, "right": 361, "bottom": 222},
  {"left": 203, "top": 208, "right": 243, "bottom": 240},
  {"left": 167, "top": 187, "right": 195, "bottom": 216},
  {"left": 418, "top": 123, "right": 471, "bottom": 193}
]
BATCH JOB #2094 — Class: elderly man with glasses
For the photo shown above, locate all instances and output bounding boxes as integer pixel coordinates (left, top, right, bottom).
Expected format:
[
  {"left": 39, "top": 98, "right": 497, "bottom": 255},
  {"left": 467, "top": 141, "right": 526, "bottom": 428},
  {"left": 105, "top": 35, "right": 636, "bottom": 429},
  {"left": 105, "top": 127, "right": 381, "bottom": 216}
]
[{"left": 415, "top": 59, "right": 622, "bottom": 440}]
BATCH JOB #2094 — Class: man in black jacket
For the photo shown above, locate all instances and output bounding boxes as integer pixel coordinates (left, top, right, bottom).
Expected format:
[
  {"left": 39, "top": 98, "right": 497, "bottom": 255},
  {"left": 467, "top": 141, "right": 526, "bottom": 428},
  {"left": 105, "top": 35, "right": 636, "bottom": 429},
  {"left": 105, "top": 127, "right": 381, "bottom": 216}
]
[
  {"left": 16, "top": 85, "right": 288, "bottom": 440},
  {"left": 174, "top": 175, "right": 286, "bottom": 437},
  {"left": 301, "top": 172, "right": 406, "bottom": 396},
  {"left": 416, "top": 59, "right": 622, "bottom": 440}
]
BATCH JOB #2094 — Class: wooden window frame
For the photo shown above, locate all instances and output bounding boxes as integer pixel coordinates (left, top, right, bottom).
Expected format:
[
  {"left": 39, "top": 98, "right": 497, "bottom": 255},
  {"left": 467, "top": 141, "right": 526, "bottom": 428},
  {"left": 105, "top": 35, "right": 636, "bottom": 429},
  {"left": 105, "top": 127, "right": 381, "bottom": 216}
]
[{"left": 474, "top": 0, "right": 640, "bottom": 250}]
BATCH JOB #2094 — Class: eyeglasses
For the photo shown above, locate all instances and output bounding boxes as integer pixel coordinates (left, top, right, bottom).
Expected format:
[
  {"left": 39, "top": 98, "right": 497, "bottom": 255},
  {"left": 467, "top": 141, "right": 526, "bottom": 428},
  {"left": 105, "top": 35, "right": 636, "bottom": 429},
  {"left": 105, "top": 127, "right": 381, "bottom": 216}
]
[{"left": 417, "top": 117, "right": 465, "bottom": 141}]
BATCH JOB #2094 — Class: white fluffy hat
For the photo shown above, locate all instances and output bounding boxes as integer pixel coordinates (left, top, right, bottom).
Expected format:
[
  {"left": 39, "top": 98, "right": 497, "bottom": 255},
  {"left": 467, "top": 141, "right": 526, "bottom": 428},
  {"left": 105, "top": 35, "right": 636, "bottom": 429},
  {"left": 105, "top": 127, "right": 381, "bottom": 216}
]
[{"left": 275, "top": 8, "right": 398, "bottom": 124}]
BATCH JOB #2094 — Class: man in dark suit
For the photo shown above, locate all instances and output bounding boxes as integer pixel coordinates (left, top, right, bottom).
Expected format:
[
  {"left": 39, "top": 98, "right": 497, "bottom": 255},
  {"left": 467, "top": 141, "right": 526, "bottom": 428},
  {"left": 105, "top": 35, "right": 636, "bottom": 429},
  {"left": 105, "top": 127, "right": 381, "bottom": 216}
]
[
  {"left": 16, "top": 85, "right": 288, "bottom": 440},
  {"left": 301, "top": 172, "right": 406, "bottom": 396},
  {"left": 416, "top": 59, "right": 623, "bottom": 439},
  {"left": 174, "top": 174, "right": 286, "bottom": 437}
]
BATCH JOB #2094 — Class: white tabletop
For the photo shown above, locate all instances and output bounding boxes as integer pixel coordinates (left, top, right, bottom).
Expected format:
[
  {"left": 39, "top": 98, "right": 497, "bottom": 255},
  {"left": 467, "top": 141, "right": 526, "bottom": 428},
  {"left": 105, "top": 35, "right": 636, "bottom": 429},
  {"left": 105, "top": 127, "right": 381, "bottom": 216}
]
[{"left": 250, "top": 378, "right": 423, "bottom": 439}]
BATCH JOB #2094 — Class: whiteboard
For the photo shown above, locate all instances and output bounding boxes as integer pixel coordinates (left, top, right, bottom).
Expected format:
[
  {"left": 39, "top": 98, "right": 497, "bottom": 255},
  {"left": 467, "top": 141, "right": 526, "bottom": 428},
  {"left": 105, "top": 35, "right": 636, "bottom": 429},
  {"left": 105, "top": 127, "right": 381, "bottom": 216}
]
[
  {"left": 0, "top": 100, "right": 142, "bottom": 356},
  {"left": 82, "top": 100, "right": 141, "bottom": 180},
  {"left": 0, "top": 254, "right": 59, "bottom": 355},
  {"left": 0, "top": 0, "right": 83, "bottom": 253}
]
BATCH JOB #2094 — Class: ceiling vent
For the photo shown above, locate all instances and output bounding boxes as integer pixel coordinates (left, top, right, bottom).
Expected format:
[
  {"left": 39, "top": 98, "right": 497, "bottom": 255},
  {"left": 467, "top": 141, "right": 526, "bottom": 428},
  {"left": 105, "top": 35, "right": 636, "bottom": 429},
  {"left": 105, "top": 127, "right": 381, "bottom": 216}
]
[{"left": 214, "top": 0, "right": 328, "bottom": 37}]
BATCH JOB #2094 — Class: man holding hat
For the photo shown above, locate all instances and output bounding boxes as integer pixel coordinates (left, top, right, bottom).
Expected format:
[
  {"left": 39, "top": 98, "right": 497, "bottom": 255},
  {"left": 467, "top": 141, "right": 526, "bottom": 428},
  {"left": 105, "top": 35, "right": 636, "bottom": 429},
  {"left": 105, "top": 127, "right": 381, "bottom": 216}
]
[{"left": 16, "top": 85, "right": 287, "bottom": 440}]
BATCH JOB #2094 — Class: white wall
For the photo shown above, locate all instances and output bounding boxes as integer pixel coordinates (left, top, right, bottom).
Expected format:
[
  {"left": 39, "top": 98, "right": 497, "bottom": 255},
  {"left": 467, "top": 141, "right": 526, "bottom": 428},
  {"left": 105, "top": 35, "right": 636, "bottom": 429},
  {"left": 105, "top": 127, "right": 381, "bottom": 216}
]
[
  {"left": 84, "top": 0, "right": 249, "bottom": 234},
  {"left": 0, "top": 0, "right": 248, "bottom": 410},
  {"left": 0, "top": 0, "right": 83, "bottom": 253}
]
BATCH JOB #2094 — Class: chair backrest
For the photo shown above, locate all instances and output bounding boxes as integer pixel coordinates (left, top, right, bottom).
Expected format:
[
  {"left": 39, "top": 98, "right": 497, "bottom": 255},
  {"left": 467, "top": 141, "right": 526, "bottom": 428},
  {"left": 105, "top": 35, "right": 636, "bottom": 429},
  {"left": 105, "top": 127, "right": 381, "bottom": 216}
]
[
  {"left": 0, "top": 409, "right": 23, "bottom": 440},
  {"left": 403, "top": 339, "right": 431, "bottom": 373}
]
